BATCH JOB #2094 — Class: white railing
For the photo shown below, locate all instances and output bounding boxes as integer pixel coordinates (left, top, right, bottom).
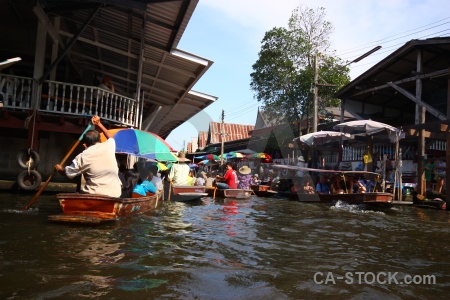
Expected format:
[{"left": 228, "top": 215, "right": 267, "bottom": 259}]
[
  {"left": 0, "top": 74, "right": 33, "bottom": 109},
  {"left": 0, "top": 74, "right": 138, "bottom": 127},
  {"left": 429, "top": 140, "right": 446, "bottom": 151}
]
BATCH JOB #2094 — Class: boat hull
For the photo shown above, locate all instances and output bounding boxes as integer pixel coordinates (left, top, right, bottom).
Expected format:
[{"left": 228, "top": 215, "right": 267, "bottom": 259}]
[
  {"left": 207, "top": 188, "right": 254, "bottom": 199},
  {"left": 223, "top": 189, "right": 253, "bottom": 199},
  {"left": 277, "top": 191, "right": 393, "bottom": 206},
  {"left": 48, "top": 192, "right": 161, "bottom": 224},
  {"left": 250, "top": 185, "right": 278, "bottom": 197},
  {"left": 171, "top": 186, "right": 207, "bottom": 202}
]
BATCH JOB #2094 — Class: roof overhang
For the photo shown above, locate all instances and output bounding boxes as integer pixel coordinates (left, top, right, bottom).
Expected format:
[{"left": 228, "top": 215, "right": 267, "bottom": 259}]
[
  {"left": 335, "top": 37, "right": 450, "bottom": 127},
  {"left": 142, "top": 89, "right": 218, "bottom": 138},
  {"left": 0, "top": 0, "right": 215, "bottom": 137}
]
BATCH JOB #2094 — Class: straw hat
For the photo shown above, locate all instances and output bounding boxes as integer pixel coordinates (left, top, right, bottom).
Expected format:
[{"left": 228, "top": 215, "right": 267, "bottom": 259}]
[
  {"left": 177, "top": 152, "right": 190, "bottom": 162},
  {"left": 238, "top": 165, "right": 252, "bottom": 175}
]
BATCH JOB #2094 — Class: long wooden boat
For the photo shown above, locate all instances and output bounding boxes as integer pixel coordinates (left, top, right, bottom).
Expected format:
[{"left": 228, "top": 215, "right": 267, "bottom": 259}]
[
  {"left": 170, "top": 185, "right": 208, "bottom": 202},
  {"left": 276, "top": 190, "right": 393, "bottom": 206},
  {"left": 272, "top": 165, "right": 394, "bottom": 207},
  {"left": 48, "top": 192, "right": 162, "bottom": 224}
]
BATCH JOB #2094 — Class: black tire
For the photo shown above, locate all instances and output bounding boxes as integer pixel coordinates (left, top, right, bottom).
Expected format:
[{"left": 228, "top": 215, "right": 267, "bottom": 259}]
[
  {"left": 17, "top": 170, "right": 42, "bottom": 191},
  {"left": 17, "top": 148, "right": 40, "bottom": 169}
]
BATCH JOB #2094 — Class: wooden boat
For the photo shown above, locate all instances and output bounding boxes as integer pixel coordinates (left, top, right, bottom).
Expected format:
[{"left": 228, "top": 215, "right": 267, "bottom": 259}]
[
  {"left": 223, "top": 188, "right": 253, "bottom": 199},
  {"left": 276, "top": 189, "right": 393, "bottom": 206},
  {"left": 250, "top": 184, "right": 278, "bottom": 197},
  {"left": 414, "top": 194, "right": 447, "bottom": 210},
  {"left": 48, "top": 192, "right": 162, "bottom": 224},
  {"left": 272, "top": 165, "right": 394, "bottom": 207},
  {"left": 170, "top": 185, "right": 208, "bottom": 202},
  {"left": 206, "top": 187, "right": 255, "bottom": 199}
]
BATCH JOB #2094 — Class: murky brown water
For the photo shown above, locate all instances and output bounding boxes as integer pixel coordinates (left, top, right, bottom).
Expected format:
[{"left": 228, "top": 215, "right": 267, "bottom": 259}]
[{"left": 0, "top": 192, "right": 449, "bottom": 299}]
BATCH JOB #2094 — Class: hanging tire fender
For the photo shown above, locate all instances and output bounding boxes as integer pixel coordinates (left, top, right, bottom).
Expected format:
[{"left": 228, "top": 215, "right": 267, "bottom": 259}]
[
  {"left": 17, "top": 170, "right": 42, "bottom": 191},
  {"left": 17, "top": 148, "right": 40, "bottom": 169}
]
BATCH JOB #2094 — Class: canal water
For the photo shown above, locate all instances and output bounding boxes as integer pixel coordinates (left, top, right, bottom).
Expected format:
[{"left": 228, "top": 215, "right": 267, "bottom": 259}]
[{"left": 0, "top": 192, "right": 449, "bottom": 299}]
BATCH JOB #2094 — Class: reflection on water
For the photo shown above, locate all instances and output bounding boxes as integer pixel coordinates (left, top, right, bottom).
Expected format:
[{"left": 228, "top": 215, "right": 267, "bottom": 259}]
[{"left": 0, "top": 192, "right": 449, "bottom": 299}]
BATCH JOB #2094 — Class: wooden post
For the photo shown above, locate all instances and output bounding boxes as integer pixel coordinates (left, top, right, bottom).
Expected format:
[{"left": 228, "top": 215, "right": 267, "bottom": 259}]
[
  {"left": 220, "top": 109, "right": 225, "bottom": 166},
  {"left": 415, "top": 50, "right": 426, "bottom": 196},
  {"left": 446, "top": 68, "right": 450, "bottom": 210},
  {"left": 312, "top": 54, "right": 318, "bottom": 133}
]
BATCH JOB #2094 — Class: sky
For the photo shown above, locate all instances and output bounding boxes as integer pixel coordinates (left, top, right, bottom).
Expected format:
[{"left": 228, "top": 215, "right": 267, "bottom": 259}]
[{"left": 165, "top": 0, "right": 450, "bottom": 151}]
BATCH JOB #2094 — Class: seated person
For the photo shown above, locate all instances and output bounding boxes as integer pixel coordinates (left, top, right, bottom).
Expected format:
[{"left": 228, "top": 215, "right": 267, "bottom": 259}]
[
  {"left": 133, "top": 168, "right": 157, "bottom": 196},
  {"left": 123, "top": 169, "right": 140, "bottom": 198},
  {"left": 215, "top": 162, "right": 238, "bottom": 189},
  {"left": 359, "top": 175, "right": 373, "bottom": 192},
  {"left": 205, "top": 171, "right": 214, "bottom": 187},
  {"left": 237, "top": 165, "right": 252, "bottom": 189},
  {"left": 330, "top": 175, "right": 345, "bottom": 194},
  {"left": 195, "top": 171, "right": 206, "bottom": 186},
  {"left": 315, "top": 175, "right": 331, "bottom": 194},
  {"left": 353, "top": 178, "right": 367, "bottom": 193},
  {"left": 149, "top": 165, "right": 164, "bottom": 195},
  {"left": 187, "top": 170, "right": 195, "bottom": 186},
  {"left": 344, "top": 175, "right": 354, "bottom": 194},
  {"left": 303, "top": 180, "right": 315, "bottom": 194},
  {"left": 252, "top": 174, "right": 261, "bottom": 185}
]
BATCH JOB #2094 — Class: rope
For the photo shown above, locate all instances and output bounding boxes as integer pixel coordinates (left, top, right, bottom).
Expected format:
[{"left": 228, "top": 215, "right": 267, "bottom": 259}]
[
  {"left": 340, "top": 174, "right": 349, "bottom": 194},
  {"left": 27, "top": 148, "right": 32, "bottom": 175}
]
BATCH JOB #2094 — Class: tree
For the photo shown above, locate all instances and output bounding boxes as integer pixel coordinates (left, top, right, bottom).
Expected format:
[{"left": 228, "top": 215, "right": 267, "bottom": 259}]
[{"left": 250, "top": 6, "right": 350, "bottom": 135}]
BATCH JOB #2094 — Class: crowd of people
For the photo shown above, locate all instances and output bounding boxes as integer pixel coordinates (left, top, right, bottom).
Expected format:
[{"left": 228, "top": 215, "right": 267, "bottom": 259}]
[
  {"left": 54, "top": 118, "right": 445, "bottom": 200},
  {"left": 282, "top": 173, "right": 374, "bottom": 196}
]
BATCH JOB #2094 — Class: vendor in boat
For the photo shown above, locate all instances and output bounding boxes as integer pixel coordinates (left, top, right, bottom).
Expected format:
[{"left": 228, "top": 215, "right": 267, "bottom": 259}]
[
  {"left": 252, "top": 174, "right": 261, "bottom": 185},
  {"left": 167, "top": 152, "right": 191, "bottom": 186},
  {"left": 54, "top": 115, "right": 122, "bottom": 197},
  {"left": 237, "top": 165, "right": 252, "bottom": 189},
  {"left": 215, "top": 162, "right": 238, "bottom": 189}
]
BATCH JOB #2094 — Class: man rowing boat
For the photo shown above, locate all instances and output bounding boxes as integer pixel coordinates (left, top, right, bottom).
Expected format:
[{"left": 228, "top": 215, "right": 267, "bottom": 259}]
[{"left": 54, "top": 115, "right": 122, "bottom": 197}]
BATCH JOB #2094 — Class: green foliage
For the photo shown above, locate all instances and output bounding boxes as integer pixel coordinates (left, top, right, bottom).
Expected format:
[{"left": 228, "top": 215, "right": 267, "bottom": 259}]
[{"left": 250, "top": 6, "right": 351, "bottom": 133}]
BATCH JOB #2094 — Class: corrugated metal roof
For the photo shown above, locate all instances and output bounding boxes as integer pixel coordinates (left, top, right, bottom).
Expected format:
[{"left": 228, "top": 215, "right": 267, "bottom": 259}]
[
  {"left": 198, "top": 130, "right": 208, "bottom": 149},
  {"left": 0, "top": 0, "right": 215, "bottom": 138},
  {"left": 208, "top": 122, "right": 255, "bottom": 144}
]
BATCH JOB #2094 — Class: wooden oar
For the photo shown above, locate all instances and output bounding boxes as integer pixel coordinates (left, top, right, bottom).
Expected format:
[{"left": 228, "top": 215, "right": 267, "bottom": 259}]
[
  {"left": 24, "top": 124, "right": 93, "bottom": 210},
  {"left": 167, "top": 180, "right": 172, "bottom": 201},
  {"left": 155, "top": 192, "right": 159, "bottom": 208},
  {"left": 213, "top": 187, "right": 217, "bottom": 199}
]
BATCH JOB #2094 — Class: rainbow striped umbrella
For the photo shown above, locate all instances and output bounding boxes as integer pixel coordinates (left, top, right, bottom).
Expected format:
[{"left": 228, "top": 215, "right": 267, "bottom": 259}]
[{"left": 100, "top": 128, "right": 178, "bottom": 162}]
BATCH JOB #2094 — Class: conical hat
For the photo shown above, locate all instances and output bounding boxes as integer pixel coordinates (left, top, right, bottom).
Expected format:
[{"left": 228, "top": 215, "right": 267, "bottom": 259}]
[{"left": 177, "top": 152, "right": 190, "bottom": 162}]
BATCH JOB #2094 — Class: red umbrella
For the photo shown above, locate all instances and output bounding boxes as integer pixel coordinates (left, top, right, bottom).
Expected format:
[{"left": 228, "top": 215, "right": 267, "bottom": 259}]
[{"left": 205, "top": 154, "right": 219, "bottom": 160}]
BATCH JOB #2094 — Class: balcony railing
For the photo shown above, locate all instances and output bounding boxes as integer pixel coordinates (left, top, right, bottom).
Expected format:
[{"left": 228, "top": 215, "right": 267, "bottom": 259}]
[{"left": 0, "top": 74, "right": 138, "bottom": 127}]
